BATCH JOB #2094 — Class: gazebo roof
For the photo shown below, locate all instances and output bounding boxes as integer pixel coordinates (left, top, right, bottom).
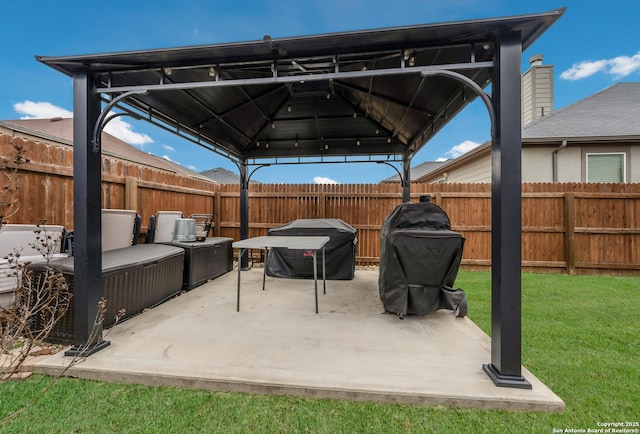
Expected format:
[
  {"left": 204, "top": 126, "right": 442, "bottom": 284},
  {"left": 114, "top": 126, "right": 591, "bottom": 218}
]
[{"left": 37, "top": 8, "right": 564, "bottom": 165}]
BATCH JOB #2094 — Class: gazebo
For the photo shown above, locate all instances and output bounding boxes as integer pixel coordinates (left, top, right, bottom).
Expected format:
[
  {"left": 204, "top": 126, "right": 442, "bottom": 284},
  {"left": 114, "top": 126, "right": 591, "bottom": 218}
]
[{"left": 37, "top": 8, "right": 565, "bottom": 388}]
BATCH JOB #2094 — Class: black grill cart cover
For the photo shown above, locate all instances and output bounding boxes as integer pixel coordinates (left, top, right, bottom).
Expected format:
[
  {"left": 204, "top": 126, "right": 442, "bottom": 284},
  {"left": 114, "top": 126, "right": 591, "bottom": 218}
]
[
  {"left": 266, "top": 219, "right": 357, "bottom": 280},
  {"left": 379, "top": 202, "right": 467, "bottom": 317}
]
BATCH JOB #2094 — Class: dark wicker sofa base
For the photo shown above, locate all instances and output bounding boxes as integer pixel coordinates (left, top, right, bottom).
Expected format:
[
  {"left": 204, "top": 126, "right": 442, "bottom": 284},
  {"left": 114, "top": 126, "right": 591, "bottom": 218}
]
[{"left": 29, "top": 244, "right": 185, "bottom": 344}]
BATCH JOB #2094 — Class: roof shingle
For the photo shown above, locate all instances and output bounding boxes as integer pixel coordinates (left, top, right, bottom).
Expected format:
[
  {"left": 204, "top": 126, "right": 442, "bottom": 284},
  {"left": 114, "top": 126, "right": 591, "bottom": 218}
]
[{"left": 522, "top": 82, "right": 640, "bottom": 140}]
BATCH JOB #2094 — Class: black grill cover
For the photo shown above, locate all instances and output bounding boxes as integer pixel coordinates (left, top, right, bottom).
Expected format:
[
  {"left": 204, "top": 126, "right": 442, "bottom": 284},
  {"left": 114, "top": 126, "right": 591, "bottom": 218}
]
[
  {"left": 379, "top": 202, "right": 467, "bottom": 316},
  {"left": 266, "top": 219, "right": 357, "bottom": 280}
]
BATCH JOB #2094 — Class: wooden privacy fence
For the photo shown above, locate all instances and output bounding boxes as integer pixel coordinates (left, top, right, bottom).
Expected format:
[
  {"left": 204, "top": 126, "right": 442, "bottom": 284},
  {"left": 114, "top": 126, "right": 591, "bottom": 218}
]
[
  {"left": 214, "top": 183, "right": 640, "bottom": 275},
  {"left": 1, "top": 133, "right": 219, "bottom": 233},
  {"left": 3, "top": 133, "right": 639, "bottom": 275}
]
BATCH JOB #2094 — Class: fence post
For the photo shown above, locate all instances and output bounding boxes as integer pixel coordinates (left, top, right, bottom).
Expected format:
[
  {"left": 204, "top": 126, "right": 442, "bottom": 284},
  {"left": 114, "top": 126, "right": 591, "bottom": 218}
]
[
  {"left": 433, "top": 192, "right": 442, "bottom": 206},
  {"left": 125, "top": 176, "right": 138, "bottom": 210},
  {"left": 318, "top": 191, "right": 326, "bottom": 219},
  {"left": 564, "top": 192, "right": 576, "bottom": 274},
  {"left": 214, "top": 191, "right": 221, "bottom": 237}
]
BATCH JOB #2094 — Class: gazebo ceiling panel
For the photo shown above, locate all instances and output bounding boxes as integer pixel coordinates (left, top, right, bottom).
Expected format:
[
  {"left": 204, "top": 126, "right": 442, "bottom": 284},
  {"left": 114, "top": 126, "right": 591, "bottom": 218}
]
[{"left": 37, "top": 8, "right": 565, "bottom": 162}]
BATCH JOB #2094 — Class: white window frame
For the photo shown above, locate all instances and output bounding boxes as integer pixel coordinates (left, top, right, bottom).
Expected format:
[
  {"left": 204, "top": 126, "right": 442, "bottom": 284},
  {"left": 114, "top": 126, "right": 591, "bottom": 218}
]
[{"left": 585, "top": 152, "right": 626, "bottom": 183}]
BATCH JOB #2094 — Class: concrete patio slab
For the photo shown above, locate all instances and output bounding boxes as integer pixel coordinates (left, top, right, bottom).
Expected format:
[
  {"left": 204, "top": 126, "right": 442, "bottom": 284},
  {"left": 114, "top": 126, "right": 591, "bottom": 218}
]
[{"left": 35, "top": 268, "right": 564, "bottom": 412}]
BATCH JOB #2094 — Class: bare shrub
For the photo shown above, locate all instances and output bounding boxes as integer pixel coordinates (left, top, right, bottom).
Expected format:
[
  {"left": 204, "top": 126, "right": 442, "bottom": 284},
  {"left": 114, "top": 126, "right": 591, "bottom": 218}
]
[{"left": 0, "top": 224, "right": 71, "bottom": 380}]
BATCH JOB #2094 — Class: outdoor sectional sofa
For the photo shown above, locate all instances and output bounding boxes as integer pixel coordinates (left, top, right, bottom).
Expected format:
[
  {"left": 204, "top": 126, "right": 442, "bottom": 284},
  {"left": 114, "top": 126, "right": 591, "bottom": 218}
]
[
  {"left": 27, "top": 209, "right": 233, "bottom": 343},
  {"left": 0, "top": 223, "right": 68, "bottom": 310},
  {"left": 29, "top": 243, "right": 185, "bottom": 344},
  {"left": 26, "top": 209, "right": 186, "bottom": 343}
]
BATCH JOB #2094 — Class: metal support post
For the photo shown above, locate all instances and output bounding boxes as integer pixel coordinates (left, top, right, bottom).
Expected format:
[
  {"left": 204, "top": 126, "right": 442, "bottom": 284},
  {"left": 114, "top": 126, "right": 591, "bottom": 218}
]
[
  {"left": 65, "top": 72, "right": 110, "bottom": 356},
  {"left": 239, "top": 160, "right": 250, "bottom": 270},
  {"left": 483, "top": 30, "right": 531, "bottom": 388},
  {"left": 401, "top": 152, "right": 412, "bottom": 203}
]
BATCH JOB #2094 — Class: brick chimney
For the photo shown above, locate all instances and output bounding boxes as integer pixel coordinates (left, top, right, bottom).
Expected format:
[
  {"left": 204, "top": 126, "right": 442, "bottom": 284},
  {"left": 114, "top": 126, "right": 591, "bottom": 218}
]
[{"left": 521, "top": 54, "right": 554, "bottom": 126}]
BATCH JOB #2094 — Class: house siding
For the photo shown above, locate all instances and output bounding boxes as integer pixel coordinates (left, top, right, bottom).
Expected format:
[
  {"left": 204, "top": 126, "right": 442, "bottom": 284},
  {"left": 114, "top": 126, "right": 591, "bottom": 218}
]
[
  {"left": 522, "top": 147, "right": 553, "bottom": 181},
  {"left": 522, "top": 145, "right": 635, "bottom": 183},
  {"left": 444, "top": 154, "right": 491, "bottom": 183},
  {"left": 522, "top": 146, "right": 584, "bottom": 183},
  {"left": 630, "top": 146, "right": 639, "bottom": 182},
  {"left": 522, "top": 144, "right": 638, "bottom": 183},
  {"left": 557, "top": 147, "right": 582, "bottom": 182}
]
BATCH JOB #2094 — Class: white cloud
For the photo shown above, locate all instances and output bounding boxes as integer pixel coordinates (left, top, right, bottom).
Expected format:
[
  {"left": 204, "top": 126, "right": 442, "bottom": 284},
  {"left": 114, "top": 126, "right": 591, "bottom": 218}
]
[
  {"left": 560, "top": 51, "right": 640, "bottom": 80},
  {"left": 436, "top": 157, "right": 448, "bottom": 162},
  {"left": 560, "top": 59, "right": 608, "bottom": 80},
  {"left": 162, "top": 155, "right": 173, "bottom": 162},
  {"left": 609, "top": 52, "right": 640, "bottom": 78},
  {"left": 188, "top": 165, "right": 198, "bottom": 171},
  {"left": 103, "top": 117, "right": 153, "bottom": 147},
  {"left": 13, "top": 100, "right": 153, "bottom": 147},
  {"left": 313, "top": 176, "right": 338, "bottom": 184},
  {"left": 14, "top": 100, "right": 73, "bottom": 119},
  {"left": 446, "top": 140, "right": 481, "bottom": 158},
  {"left": 163, "top": 144, "right": 175, "bottom": 152}
]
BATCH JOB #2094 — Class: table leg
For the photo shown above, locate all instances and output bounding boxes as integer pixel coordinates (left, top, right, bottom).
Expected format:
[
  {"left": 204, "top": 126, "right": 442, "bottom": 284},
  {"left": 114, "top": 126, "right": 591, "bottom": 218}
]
[
  {"left": 262, "top": 247, "right": 269, "bottom": 291},
  {"left": 237, "top": 248, "right": 244, "bottom": 312},
  {"left": 322, "top": 245, "right": 326, "bottom": 295},
  {"left": 313, "top": 250, "right": 318, "bottom": 314}
]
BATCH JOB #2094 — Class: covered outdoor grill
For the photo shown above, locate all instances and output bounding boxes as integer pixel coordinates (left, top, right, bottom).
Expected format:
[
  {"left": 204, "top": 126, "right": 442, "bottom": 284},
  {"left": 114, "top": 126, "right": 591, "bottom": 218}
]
[
  {"left": 379, "top": 201, "right": 466, "bottom": 319},
  {"left": 266, "top": 219, "right": 357, "bottom": 280}
]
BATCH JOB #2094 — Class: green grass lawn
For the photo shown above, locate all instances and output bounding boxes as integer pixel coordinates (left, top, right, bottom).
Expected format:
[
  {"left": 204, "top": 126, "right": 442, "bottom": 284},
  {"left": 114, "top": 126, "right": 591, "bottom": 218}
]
[{"left": 1, "top": 272, "right": 638, "bottom": 433}]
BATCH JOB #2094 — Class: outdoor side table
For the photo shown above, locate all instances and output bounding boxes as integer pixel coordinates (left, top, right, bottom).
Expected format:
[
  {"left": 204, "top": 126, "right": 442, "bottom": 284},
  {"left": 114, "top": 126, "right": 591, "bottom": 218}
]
[
  {"left": 232, "top": 236, "right": 329, "bottom": 313},
  {"left": 163, "top": 237, "right": 233, "bottom": 290}
]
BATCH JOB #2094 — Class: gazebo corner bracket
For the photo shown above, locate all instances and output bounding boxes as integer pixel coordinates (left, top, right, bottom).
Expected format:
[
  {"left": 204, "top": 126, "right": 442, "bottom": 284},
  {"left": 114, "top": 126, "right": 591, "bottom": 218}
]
[
  {"left": 376, "top": 161, "right": 403, "bottom": 184},
  {"left": 420, "top": 69, "right": 495, "bottom": 138},
  {"left": 92, "top": 90, "right": 148, "bottom": 154}
]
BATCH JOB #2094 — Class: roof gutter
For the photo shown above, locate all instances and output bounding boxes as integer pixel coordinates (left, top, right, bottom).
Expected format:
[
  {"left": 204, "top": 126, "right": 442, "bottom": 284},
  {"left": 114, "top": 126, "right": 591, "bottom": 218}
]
[{"left": 552, "top": 139, "right": 567, "bottom": 182}]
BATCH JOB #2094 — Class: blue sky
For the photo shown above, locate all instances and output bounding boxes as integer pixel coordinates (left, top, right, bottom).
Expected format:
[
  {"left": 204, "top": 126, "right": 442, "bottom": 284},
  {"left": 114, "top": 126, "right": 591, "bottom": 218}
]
[{"left": 1, "top": 1, "right": 639, "bottom": 184}]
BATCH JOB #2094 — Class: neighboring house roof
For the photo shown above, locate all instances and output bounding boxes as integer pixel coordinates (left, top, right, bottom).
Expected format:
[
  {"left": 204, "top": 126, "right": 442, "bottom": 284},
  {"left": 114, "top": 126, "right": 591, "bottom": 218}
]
[
  {"left": 200, "top": 167, "right": 262, "bottom": 184},
  {"left": 200, "top": 167, "right": 242, "bottom": 184},
  {"left": 522, "top": 82, "right": 640, "bottom": 141},
  {"left": 155, "top": 158, "right": 213, "bottom": 182},
  {"left": 381, "top": 160, "right": 448, "bottom": 183},
  {"left": 0, "top": 118, "right": 212, "bottom": 181}
]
